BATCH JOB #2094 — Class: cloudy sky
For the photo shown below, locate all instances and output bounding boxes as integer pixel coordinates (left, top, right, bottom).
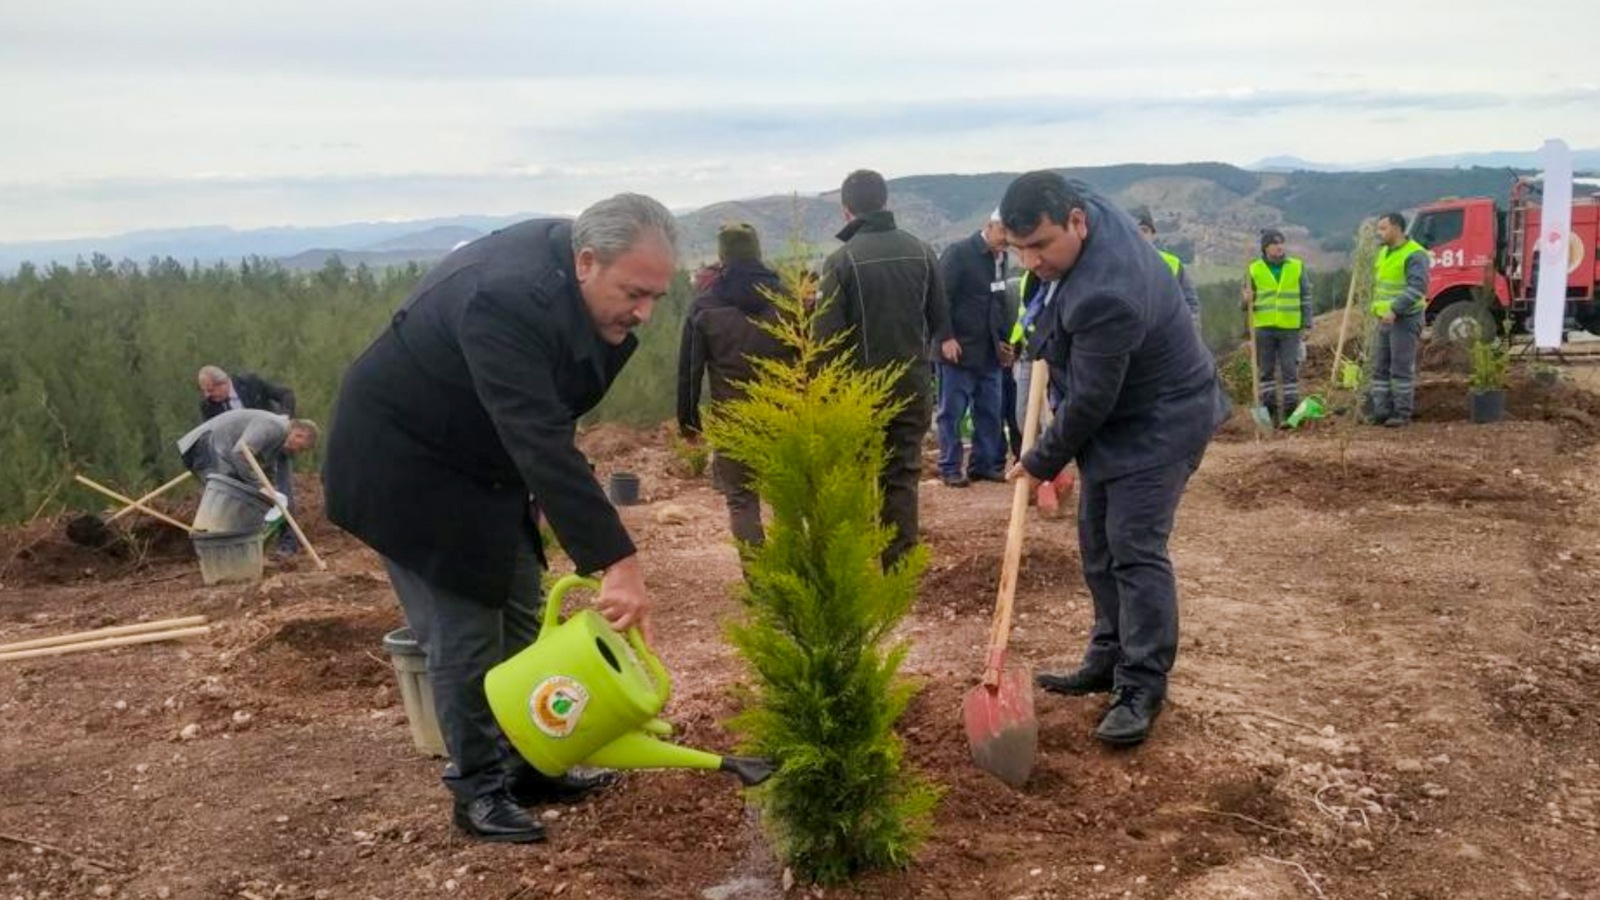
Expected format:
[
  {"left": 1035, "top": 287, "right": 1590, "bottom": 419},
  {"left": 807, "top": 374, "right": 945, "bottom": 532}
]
[{"left": 3, "top": 0, "right": 1598, "bottom": 241}]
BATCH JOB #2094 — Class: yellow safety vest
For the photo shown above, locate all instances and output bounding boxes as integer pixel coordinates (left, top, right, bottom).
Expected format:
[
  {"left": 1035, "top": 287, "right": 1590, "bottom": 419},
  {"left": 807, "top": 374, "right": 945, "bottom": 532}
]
[
  {"left": 1008, "top": 271, "right": 1038, "bottom": 344},
  {"left": 1247, "top": 257, "right": 1305, "bottom": 330},
  {"left": 1372, "top": 240, "right": 1427, "bottom": 318},
  {"left": 1158, "top": 250, "right": 1182, "bottom": 277}
]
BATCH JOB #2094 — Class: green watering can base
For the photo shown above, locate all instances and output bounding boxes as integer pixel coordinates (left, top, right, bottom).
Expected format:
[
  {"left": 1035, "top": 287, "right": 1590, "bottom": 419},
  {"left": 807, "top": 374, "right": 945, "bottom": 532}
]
[
  {"left": 1285, "top": 394, "right": 1327, "bottom": 429},
  {"left": 485, "top": 575, "right": 774, "bottom": 788}
]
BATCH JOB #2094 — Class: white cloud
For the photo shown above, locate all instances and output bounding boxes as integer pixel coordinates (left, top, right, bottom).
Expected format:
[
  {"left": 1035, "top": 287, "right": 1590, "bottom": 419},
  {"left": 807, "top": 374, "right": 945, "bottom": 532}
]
[{"left": 2, "top": 0, "right": 1599, "bottom": 239}]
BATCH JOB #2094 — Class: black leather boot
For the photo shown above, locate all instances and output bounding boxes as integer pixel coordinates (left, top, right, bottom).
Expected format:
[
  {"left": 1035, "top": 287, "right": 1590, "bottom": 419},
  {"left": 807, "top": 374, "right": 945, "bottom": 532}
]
[
  {"left": 507, "top": 766, "right": 620, "bottom": 806},
  {"left": 1036, "top": 666, "right": 1115, "bottom": 696},
  {"left": 1093, "top": 687, "right": 1163, "bottom": 746},
  {"left": 453, "top": 790, "right": 547, "bottom": 843}
]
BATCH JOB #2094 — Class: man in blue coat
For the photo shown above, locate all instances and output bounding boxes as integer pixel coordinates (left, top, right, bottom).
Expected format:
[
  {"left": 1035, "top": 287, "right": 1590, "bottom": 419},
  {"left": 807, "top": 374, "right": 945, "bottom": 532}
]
[
  {"left": 1001, "top": 172, "right": 1225, "bottom": 746},
  {"left": 325, "top": 195, "right": 675, "bottom": 842}
]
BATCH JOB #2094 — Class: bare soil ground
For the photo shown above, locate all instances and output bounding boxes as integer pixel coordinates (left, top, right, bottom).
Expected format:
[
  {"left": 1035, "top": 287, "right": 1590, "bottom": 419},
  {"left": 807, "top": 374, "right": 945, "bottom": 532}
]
[{"left": 3, "top": 374, "right": 1600, "bottom": 900}]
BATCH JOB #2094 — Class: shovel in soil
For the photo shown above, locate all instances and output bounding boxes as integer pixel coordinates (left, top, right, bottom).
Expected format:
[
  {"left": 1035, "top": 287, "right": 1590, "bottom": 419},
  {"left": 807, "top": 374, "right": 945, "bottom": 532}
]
[
  {"left": 66, "top": 471, "right": 193, "bottom": 547},
  {"left": 963, "top": 360, "right": 1047, "bottom": 787}
]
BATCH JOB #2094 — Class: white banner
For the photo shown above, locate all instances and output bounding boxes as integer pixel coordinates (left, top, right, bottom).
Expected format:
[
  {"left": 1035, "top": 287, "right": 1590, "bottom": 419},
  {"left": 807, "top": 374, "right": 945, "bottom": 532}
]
[{"left": 1534, "top": 139, "right": 1573, "bottom": 349}]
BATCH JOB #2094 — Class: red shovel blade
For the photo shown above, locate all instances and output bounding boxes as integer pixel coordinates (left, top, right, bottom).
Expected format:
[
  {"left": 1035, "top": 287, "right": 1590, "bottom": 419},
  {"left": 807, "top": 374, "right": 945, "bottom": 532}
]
[{"left": 962, "top": 663, "right": 1038, "bottom": 788}]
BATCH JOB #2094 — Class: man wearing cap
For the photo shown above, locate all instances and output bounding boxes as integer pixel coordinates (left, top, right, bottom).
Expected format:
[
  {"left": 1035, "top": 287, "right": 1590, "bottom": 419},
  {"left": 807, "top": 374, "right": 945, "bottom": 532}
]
[
  {"left": 818, "top": 169, "right": 955, "bottom": 568},
  {"left": 933, "top": 211, "right": 1013, "bottom": 487},
  {"left": 677, "top": 223, "right": 785, "bottom": 546},
  {"left": 1000, "top": 171, "right": 1225, "bottom": 746},
  {"left": 1243, "top": 229, "right": 1312, "bottom": 425},
  {"left": 1136, "top": 212, "right": 1200, "bottom": 329}
]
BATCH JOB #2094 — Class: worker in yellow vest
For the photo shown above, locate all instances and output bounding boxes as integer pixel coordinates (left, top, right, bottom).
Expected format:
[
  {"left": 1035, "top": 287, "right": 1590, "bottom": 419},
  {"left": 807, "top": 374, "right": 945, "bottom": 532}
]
[
  {"left": 1367, "top": 212, "right": 1432, "bottom": 427},
  {"left": 1242, "top": 229, "right": 1312, "bottom": 425},
  {"left": 1136, "top": 211, "right": 1200, "bottom": 328}
]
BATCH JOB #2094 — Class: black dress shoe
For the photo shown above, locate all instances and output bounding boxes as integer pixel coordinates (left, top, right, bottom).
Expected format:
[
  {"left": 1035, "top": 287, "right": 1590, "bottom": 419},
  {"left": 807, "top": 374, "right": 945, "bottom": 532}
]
[
  {"left": 454, "top": 791, "right": 547, "bottom": 843},
  {"left": 508, "top": 766, "right": 620, "bottom": 806},
  {"left": 968, "top": 471, "right": 1007, "bottom": 484},
  {"left": 1094, "top": 688, "right": 1163, "bottom": 746},
  {"left": 940, "top": 475, "right": 971, "bottom": 488},
  {"left": 1036, "top": 667, "right": 1114, "bottom": 696}
]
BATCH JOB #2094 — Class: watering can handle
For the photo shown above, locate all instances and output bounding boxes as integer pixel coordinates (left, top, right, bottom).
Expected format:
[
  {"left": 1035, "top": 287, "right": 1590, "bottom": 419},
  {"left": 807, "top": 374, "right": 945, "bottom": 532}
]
[{"left": 542, "top": 574, "right": 673, "bottom": 709}]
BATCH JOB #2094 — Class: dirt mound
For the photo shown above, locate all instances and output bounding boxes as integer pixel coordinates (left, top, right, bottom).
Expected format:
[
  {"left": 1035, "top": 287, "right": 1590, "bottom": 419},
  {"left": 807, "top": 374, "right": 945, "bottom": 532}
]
[
  {"left": 922, "top": 544, "right": 1081, "bottom": 612},
  {"left": 1214, "top": 451, "right": 1555, "bottom": 513},
  {"left": 243, "top": 607, "right": 398, "bottom": 696}
]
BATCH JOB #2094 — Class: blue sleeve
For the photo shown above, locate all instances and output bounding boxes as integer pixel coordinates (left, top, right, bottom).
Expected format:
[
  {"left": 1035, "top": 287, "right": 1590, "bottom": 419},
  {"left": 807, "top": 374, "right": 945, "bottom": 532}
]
[{"left": 1393, "top": 253, "right": 1431, "bottom": 317}]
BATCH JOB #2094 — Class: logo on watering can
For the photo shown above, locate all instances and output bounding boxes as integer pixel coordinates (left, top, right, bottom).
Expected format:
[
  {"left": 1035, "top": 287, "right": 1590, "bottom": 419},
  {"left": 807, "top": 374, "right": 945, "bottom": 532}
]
[{"left": 528, "top": 676, "right": 589, "bottom": 738}]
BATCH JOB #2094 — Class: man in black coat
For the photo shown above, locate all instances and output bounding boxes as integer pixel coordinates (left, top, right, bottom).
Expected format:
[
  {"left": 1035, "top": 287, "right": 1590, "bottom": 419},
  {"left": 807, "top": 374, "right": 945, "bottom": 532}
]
[
  {"left": 197, "top": 366, "right": 300, "bottom": 555},
  {"left": 818, "top": 169, "right": 955, "bottom": 569},
  {"left": 934, "top": 211, "right": 1013, "bottom": 486},
  {"left": 324, "top": 194, "right": 677, "bottom": 843},
  {"left": 1001, "top": 172, "right": 1226, "bottom": 747}
]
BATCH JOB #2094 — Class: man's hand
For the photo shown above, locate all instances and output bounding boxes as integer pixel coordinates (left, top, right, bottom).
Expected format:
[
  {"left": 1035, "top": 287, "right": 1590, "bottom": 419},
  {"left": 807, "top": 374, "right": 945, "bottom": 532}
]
[
  {"left": 997, "top": 342, "right": 1016, "bottom": 367},
  {"left": 597, "top": 554, "right": 651, "bottom": 634},
  {"left": 1005, "top": 460, "right": 1040, "bottom": 491},
  {"left": 940, "top": 338, "right": 962, "bottom": 364}
]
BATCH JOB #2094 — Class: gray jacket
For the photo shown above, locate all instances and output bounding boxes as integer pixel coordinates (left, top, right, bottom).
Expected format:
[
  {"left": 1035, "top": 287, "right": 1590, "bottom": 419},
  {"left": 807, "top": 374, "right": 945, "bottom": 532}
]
[
  {"left": 177, "top": 409, "right": 289, "bottom": 480},
  {"left": 1391, "top": 252, "right": 1432, "bottom": 318}
]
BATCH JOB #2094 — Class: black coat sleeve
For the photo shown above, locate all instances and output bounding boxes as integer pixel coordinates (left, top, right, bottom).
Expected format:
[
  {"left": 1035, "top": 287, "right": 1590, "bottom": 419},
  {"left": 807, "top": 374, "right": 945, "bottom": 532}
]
[
  {"left": 1023, "top": 293, "right": 1144, "bottom": 479},
  {"left": 924, "top": 244, "right": 953, "bottom": 344},
  {"left": 458, "top": 290, "right": 636, "bottom": 574},
  {"left": 676, "top": 307, "right": 704, "bottom": 436}
]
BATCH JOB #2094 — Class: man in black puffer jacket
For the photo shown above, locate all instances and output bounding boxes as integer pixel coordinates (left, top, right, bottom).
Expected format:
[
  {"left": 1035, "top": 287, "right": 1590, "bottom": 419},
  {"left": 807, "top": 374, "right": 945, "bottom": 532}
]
[{"left": 677, "top": 223, "right": 786, "bottom": 546}]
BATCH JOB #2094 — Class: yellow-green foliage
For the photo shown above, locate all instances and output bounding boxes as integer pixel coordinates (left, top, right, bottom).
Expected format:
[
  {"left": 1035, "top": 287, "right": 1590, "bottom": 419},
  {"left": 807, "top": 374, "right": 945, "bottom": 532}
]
[{"left": 702, "top": 263, "right": 939, "bottom": 885}]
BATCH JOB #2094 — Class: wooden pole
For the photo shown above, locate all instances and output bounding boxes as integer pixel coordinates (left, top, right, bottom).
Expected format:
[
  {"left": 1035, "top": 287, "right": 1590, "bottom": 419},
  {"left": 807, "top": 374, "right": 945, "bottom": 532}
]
[
  {"left": 0, "top": 626, "right": 211, "bottom": 662},
  {"left": 240, "top": 447, "right": 326, "bottom": 571},
  {"left": 73, "top": 475, "right": 193, "bottom": 534},
  {"left": 0, "top": 616, "right": 208, "bottom": 654},
  {"left": 105, "top": 472, "right": 192, "bottom": 524}
]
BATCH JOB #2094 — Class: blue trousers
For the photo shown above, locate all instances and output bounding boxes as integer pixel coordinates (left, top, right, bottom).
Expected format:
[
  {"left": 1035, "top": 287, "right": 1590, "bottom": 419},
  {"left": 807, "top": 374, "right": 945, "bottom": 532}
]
[{"left": 936, "top": 364, "right": 1004, "bottom": 479}]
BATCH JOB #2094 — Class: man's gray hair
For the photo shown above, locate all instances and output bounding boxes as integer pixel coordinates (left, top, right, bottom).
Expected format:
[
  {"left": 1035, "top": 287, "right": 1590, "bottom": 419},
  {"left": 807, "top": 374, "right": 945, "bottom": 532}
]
[
  {"left": 198, "top": 365, "right": 229, "bottom": 385},
  {"left": 571, "top": 193, "right": 679, "bottom": 263}
]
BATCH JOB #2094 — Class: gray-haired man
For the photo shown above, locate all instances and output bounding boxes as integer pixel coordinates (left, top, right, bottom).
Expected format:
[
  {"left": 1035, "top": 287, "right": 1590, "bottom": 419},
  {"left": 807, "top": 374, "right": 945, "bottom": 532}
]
[{"left": 324, "top": 195, "right": 676, "bottom": 843}]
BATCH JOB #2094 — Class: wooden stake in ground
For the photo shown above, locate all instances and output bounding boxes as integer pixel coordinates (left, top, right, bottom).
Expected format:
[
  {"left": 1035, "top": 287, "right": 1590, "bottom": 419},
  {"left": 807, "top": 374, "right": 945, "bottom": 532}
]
[
  {"left": 0, "top": 625, "right": 211, "bottom": 662},
  {"left": 0, "top": 615, "right": 208, "bottom": 654},
  {"left": 239, "top": 447, "right": 326, "bottom": 570},
  {"left": 73, "top": 475, "right": 194, "bottom": 534},
  {"left": 105, "top": 471, "right": 192, "bottom": 524},
  {"left": 1326, "top": 222, "right": 1376, "bottom": 399}
]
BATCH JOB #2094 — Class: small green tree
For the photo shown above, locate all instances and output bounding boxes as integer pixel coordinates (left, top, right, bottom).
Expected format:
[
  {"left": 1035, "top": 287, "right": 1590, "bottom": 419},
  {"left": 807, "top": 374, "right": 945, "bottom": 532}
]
[{"left": 703, "top": 262, "right": 939, "bottom": 885}]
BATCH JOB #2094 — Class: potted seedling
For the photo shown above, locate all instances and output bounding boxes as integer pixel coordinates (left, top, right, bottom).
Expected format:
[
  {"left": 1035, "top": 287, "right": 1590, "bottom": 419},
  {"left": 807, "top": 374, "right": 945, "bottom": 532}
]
[{"left": 1467, "top": 336, "right": 1509, "bottom": 424}]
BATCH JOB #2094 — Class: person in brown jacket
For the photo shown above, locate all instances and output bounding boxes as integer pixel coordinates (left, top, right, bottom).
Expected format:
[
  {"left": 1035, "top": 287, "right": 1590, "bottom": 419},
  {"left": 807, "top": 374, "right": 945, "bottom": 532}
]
[{"left": 676, "top": 223, "right": 787, "bottom": 546}]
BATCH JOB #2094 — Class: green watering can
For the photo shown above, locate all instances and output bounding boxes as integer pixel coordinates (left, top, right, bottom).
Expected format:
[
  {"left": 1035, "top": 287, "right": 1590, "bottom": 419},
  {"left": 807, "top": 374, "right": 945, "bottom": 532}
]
[
  {"left": 1284, "top": 394, "right": 1327, "bottom": 429},
  {"left": 485, "top": 575, "right": 774, "bottom": 787}
]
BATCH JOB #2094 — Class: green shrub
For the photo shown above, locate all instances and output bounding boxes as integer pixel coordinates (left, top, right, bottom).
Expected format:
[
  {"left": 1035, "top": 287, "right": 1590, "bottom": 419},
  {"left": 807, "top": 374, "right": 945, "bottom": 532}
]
[{"left": 703, "top": 264, "right": 939, "bottom": 885}]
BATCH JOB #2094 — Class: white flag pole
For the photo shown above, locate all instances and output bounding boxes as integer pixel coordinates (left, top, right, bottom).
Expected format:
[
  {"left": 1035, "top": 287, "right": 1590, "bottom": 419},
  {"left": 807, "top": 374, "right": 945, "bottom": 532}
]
[{"left": 1533, "top": 139, "right": 1574, "bottom": 349}]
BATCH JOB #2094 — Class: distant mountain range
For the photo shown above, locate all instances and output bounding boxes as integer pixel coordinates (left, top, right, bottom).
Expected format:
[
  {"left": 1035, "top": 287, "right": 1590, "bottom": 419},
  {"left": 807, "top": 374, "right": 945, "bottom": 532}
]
[
  {"left": 1254, "top": 147, "right": 1600, "bottom": 173},
  {"left": 4, "top": 151, "right": 1597, "bottom": 277}
]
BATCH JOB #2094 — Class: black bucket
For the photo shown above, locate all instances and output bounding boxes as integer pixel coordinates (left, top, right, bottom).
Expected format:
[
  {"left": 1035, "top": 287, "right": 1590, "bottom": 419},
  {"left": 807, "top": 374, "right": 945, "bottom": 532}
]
[
  {"left": 607, "top": 472, "right": 641, "bottom": 506},
  {"left": 1469, "top": 389, "right": 1506, "bottom": 424}
]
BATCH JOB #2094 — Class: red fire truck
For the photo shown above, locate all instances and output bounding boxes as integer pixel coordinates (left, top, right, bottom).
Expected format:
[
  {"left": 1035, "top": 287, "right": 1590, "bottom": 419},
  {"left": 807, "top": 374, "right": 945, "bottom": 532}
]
[{"left": 1410, "top": 176, "right": 1600, "bottom": 341}]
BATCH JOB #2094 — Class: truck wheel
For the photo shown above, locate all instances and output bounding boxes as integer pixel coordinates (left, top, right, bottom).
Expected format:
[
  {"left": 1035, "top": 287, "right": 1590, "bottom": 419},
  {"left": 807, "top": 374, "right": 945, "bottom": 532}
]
[{"left": 1431, "top": 301, "right": 1496, "bottom": 345}]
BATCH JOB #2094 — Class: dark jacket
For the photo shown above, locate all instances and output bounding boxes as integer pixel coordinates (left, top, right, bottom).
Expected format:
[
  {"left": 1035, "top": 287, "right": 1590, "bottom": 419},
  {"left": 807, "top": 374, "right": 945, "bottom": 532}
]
[
  {"left": 324, "top": 219, "right": 637, "bottom": 604},
  {"left": 817, "top": 210, "right": 952, "bottom": 397},
  {"left": 676, "top": 259, "right": 786, "bottom": 436},
  {"left": 1023, "top": 184, "right": 1226, "bottom": 483},
  {"left": 199, "top": 372, "right": 296, "bottom": 421},
  {"left": 938, "top": 231, "right": 1012, "bottom": 369}
]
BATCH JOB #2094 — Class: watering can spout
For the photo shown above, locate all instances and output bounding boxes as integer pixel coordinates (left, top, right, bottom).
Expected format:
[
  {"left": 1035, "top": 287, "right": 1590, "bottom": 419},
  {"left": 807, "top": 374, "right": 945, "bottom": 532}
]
[
  {"left": 719, "top": 755, "right": 777, "bottom": 787},
  {"left": 583, "top": 731, "right": 776, "bottom": 786}
]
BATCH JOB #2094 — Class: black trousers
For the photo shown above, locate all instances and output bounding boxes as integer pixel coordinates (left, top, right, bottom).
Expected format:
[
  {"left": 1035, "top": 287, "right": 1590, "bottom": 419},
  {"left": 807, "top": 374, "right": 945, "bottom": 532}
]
[
  {"left": 1076, "top": 451, "right": 1204, "bottom": 696},
  {"left": 882, "top": 390, "right": 932, "bottom": 569},
  {"left": 382, "top": 533, "right": 543, "bottom": 801}
]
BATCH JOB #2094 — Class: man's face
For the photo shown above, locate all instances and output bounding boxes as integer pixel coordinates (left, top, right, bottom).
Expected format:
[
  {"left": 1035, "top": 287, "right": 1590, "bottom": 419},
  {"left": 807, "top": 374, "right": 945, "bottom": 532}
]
[
  {"left": 1376, "top": 218, "right": 1400, "bottom": 246},
  {"left": 1263, "top": 241, "right": 1286, "bottom": 263},
  {"left": 284, "top": 429, "right": 312, "bottom": 454},
  {"left": 1006, "top": 209, "right": 1088, "bottom": 282},
  {"left": 982, "top": 220, "right": 1009, "bottom": 252},
  {"left": 199, "top": 376, "right": 231, "bottom": 402},
  {"left": 575, "top": 231, "right": 675, "bottom": 345},
  {"left": 1138, "top": 223, "right": 1156, "bottom": 243}
]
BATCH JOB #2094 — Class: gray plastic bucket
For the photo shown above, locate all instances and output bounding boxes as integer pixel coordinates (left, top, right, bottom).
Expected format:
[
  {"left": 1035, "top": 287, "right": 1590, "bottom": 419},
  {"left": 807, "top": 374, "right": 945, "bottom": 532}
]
[
  {"left": 190, "top": 527, "right": 265, "bottom": 585},
  {"left": 194, "top": 474, "right": 273, "bottom": 533},
  {"left": 607, "top": 471, "right": 641, "bottom": 506},
  {"left": 382, "top": 628, "right": 446, "bottom": 757}
]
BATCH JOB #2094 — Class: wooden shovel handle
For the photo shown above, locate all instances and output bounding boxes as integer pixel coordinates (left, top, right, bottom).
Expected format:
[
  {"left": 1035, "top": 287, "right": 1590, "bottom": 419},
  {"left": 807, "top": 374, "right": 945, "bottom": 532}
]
[
  {"left": 105, "top": 472, "right": 192, "bottom": 524},
  {"left": 240, "top": 447, "right": 327, "bottom": 571},
  {"left": 984, "top": 359, "right": 1050, "bottom": 687},
  {"left": 74, "top": 475, "right": 193, "bottom": 534}
]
